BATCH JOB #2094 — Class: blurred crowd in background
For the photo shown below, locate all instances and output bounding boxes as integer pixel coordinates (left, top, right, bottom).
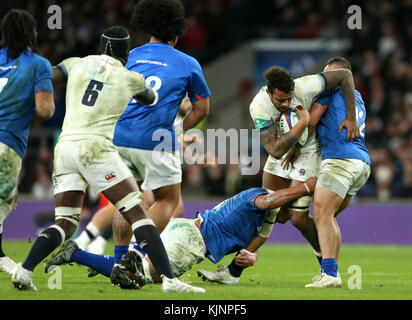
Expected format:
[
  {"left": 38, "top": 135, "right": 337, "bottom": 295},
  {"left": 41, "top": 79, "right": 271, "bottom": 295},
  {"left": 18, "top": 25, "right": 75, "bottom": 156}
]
[{"left": 1, "top": 0, "right": 411, "bottom": 202}]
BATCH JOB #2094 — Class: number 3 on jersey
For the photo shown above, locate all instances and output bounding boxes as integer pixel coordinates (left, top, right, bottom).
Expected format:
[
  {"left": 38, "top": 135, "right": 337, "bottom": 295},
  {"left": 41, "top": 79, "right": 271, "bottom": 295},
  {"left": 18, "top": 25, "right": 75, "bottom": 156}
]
[{"left": 82, "top": 80, "right": 104, "bottom": 107}]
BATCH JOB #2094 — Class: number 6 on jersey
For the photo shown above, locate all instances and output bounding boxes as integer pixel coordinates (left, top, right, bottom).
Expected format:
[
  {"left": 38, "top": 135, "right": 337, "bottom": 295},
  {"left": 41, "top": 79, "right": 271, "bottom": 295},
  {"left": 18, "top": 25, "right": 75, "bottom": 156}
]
[{"left": 82, "top": 80, "right": 104, "bottom": 107}]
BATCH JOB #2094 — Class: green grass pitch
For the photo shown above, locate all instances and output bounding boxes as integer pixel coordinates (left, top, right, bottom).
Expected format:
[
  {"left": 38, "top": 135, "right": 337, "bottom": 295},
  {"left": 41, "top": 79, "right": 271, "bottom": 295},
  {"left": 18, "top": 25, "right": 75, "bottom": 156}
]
[{"left": 1, "top": 240, "right": 411, "bottom": 300}]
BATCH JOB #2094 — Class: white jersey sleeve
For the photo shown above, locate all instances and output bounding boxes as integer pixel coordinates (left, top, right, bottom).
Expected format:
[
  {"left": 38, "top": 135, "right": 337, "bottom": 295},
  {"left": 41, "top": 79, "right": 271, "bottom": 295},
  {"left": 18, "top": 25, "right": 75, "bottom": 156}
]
[
  {"left": 57, "top": 57, "right": 81, "bottom": 78},
  {"left": 292, "top": 74, "right": 327, "bottom": 110},
  {"left": 249, "top": 86, "right": 281, "bottom": 130},
  {"left": 127, "top": 70, "right": 149, "bottom": 98}
]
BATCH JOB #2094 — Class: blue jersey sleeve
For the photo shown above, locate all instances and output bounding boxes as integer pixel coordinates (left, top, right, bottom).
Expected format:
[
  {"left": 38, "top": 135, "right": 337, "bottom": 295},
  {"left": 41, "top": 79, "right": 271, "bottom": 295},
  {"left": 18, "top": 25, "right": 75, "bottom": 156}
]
[
  {"left": 313, "top": 94, "right": 331, "bottom": 108},
  {"left": 313, "top": 88, "right": 337, "bottom": 107},
  {"left": 187, "top": 58, "right": 211, "bottom": 101},
  {"left": 33, "top": 57, "right": 53, "bottom": 95}
]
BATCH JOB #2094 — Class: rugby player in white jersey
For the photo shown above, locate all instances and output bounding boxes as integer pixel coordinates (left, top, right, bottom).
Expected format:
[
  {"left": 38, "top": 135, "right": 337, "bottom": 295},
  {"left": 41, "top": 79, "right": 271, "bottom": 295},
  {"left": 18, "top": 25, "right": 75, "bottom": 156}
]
[
  {"left": 11, "top": 26, "right": 205, "bottom": 293},
  {"left": 200, "top": 65, "right": 360, "bottom": 284}
]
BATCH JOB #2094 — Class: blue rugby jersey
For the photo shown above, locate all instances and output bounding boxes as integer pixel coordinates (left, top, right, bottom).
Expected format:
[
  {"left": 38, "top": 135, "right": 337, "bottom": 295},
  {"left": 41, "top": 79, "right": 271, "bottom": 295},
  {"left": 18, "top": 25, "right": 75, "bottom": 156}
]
[
  {"left": 199, "top": 188, "right": 269, "bottom": 264},
  {"left": 313, "top": 87, "right": 370, "bottom": 165},
  {"left": 0, "top": 48, "right": 53, "bottom": 158},
  {"left": 113, "top": 43, "right": 211, "bottom": 151}
]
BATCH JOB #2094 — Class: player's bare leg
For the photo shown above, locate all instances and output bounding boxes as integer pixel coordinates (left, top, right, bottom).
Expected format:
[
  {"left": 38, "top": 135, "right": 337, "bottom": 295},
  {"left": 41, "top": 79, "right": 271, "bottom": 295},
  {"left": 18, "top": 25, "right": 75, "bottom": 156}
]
[
  {"left": 172, "top": 193, "right": 184, "bottom": 218},
  {"left": 312, "top": 187, "right": 343, "bottom": 259},
  {"left": 333, "top": 197, "right": 352, "bottom": 261},
  {"left": 90, "top": 203, "right": 115, "bottom": 230},
  {"left": 262, "top": 171, "right": 290, "bottom": 190},
  {"left": 263, "top": 172, "right": 321, "bottom": 255},
  {"left": 149, "top": 183, "right": 180, "bottom": 232},
  {"left": 75, "top": 202, "right": 115, "bottom": 250},
  {"left": 287, "top": 180, "right": 321, "bottom": 253},
  {"left": 112, "top": 209, "right": 133, "bottom": 246},
  {"left": 306, "top": 187, "right": 344, "bottom": 288}
]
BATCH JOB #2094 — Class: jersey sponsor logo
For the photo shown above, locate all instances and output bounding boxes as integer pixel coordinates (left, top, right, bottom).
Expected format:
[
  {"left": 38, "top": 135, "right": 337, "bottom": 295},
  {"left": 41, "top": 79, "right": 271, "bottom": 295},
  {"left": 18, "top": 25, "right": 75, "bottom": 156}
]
[
  {"left": 105, "top": 172, "right": 117, "bottom": 181},
  {"left": 139, "top": 240, "right": 148, "bottom": 249},
  {"left": 299, "top": 168, "right": 305, "bottom": 176},
  {"left": 0, "top": 65, "right": 17, "bottom": 70},
  {"left": 254, "top": 118, "right": 273, "bottom": 130},
  {"left": 136, "top": 59, "right": 167, "bottom": 67}
]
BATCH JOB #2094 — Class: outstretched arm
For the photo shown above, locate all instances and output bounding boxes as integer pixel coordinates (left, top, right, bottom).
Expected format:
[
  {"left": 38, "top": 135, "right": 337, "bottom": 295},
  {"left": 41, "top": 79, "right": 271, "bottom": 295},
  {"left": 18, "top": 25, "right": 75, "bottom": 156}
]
[
  {"left": 255, "top": 176, "right": 317, "bottom": 211},
  {"left": 322, "top": 69, "right": 359, "bottom": 141},
  {"left": 235, "top": 177, "right": 317, "bottom": 268}
]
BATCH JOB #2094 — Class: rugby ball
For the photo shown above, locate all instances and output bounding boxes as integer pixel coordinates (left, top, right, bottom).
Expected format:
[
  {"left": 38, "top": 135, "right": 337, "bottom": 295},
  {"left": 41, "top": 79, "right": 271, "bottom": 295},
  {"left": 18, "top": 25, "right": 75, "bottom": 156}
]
[{"left": 279, "top": 109, "right": 308, "bottom": 146}]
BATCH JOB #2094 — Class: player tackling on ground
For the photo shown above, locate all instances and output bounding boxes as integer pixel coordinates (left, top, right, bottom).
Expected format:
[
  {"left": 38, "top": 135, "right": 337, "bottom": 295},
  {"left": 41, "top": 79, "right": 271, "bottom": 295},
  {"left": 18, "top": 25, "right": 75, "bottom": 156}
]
[
  {"left": 45, "top": 177, "right": 317, "bottom": 288},
  {"left": 11, "top": 26, "right": 204, "bottom": 293}
]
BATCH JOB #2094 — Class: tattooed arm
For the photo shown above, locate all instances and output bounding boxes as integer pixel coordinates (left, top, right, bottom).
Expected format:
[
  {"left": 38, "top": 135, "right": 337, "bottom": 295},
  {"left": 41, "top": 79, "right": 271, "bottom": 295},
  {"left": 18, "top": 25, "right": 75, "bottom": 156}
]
[{"left": 259, "top": 107, "right": 310, "bottom": 159}]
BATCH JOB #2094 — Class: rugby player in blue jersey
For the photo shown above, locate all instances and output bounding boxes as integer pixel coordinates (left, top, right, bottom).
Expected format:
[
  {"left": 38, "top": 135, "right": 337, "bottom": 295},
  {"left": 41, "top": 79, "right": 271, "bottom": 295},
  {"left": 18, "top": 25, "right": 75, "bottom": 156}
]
[
  {"left": 72, "top": 0, "right": 211, "bottom": 287},
  {"left": 0, "top": 9, "right": 55, "bottom": 276},
  {"left": 305, "top": 57, "right": 370, "bottom": 288},
  {"left": 45, "top": 177, "right": 317, "bottom": 287}
]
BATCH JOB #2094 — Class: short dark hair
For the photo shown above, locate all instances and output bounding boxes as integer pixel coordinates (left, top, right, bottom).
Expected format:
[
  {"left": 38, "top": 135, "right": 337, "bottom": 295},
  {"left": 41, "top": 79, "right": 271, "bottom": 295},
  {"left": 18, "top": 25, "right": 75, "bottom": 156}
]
[
  {"left": 326, "top": 56, "right": 352, "bottom": 71},
  {"left": 100, "top": 26, "right": 131, "bottom": 65},
  {"left": 0, "top": 9, "right": 38, "bottom": 61},
  {"left": 264, "top": 66, "right": 295, "bottom": 93},
  {"left": 130, "top": 0, "right": 187, "bottom": 42}
]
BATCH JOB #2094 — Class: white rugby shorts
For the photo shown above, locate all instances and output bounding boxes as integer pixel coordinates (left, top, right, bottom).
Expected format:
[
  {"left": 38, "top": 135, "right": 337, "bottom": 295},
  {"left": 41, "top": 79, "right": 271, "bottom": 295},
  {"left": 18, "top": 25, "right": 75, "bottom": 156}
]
[
  {"left": 52, "top": 138, "right": 133, "bottom": 195},
  {"left": 263, "top": 149, "right": 321, "bottom": 211},
  {"left": 316, "top": 158, "right": 371, "bottom": 199},
  {"left": 117, "top": 147, "right": 182, "bottom": 191}
]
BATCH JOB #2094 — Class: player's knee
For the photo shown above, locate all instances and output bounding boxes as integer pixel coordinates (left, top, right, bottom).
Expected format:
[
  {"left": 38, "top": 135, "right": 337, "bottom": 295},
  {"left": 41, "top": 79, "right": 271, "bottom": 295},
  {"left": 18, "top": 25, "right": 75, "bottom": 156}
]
[
  {"left": 159, "top": 197, "right": 179, "bottom": 213},
  {"left": 312, "top": 205, "right": 334, "bottom": 224},
  {"left": 288, "top": 210, "right": 309, "bottom": 229},
  {"left": 55, "top": 206, "right": 81, "bottom": 238},
  {"left": 114, "top": 191, "right": 143, "bottom": 213}
]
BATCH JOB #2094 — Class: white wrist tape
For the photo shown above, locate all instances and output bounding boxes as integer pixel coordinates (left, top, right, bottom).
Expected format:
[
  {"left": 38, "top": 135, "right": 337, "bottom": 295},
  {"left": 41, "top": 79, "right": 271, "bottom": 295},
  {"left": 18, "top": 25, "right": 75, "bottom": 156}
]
[
  {"left": 240, "top": 249, "right": 257, "bottom": 256},
  {"left": 303, "top": 182, "right": 310, "bottom": 194}
]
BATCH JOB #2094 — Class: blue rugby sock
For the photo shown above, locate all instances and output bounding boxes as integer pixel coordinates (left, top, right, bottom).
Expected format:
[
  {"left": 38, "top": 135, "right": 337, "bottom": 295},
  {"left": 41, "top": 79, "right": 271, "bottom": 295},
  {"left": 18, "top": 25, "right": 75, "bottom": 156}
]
[
  {"left": 114, "top": 245, "right": 129, "bottom": 264},
  {"left": 72, "top": 250, "right": 114, "bottom": 278},
  {"left": 132, "top": 243, "right": 147, "bottom": 257},
  {"left": 321, "top": 258, "right": 338, "bottom": 277}
]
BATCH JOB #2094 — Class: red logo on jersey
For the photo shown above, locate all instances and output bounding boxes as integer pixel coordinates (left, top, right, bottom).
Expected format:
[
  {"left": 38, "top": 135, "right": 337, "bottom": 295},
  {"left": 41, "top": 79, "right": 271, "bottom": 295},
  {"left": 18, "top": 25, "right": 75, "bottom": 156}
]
[{"left": 105, "top": 172, "right": 117, "bottom": 181}]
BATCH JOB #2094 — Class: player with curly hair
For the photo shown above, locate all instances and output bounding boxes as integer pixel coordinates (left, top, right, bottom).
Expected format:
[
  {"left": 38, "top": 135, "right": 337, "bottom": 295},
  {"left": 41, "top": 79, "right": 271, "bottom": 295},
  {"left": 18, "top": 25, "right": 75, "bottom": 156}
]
[
  {"left": 0, "top": 9, "right": 55, "bottom": 276},
  {"left": 199, "top": 63, "right": 360, "bottom": 285}
]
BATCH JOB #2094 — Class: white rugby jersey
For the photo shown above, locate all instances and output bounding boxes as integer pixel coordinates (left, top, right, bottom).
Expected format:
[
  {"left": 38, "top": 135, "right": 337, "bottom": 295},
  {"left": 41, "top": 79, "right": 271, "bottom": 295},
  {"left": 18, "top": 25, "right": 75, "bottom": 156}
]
[
  {"left": 249, "top": 74, "right": 326, "bottom": 152},
  {"left": 57, "top": 55, "right": 148, "bottom": 142}
]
